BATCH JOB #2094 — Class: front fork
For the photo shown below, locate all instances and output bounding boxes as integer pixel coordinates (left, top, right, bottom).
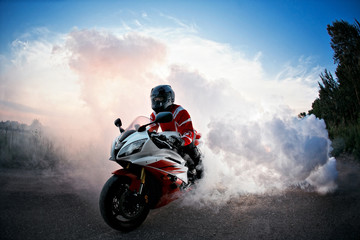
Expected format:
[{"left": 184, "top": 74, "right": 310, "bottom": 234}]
[
  {"left": 118, "top": 164, "right": 146, "bottom": 194},
  {"left": 138, "top": 167, "right": 146, "bottom": 195},
  {"left": 119, "top": 164, "right": 148, "bottom": 204}
]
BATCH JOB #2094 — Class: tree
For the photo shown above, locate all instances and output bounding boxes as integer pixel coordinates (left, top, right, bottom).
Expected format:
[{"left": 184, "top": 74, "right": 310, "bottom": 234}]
[
  {"left": 308, "top": 70, "right": 339, "bottom": 124},
  {"left": 308, "top": 19, "right": 360, "bottom": 126},
  {"left": 327, "top": 20, "right": 360, "bottom": 123},
  {"left": 307, "top": 19, "right": 360, "bottom": 157}
]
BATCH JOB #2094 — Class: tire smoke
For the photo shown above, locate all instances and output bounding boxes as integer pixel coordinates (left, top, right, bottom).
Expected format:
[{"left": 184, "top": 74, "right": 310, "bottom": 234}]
[
  {"left": 183, "top": 101, "right": 338, "bottom": 206},
  {"left": 169, "top": 67, "right": 338, "bottom": 206},
  {"left": 0, "top": 27, "right": 338, "bottom": 205}
]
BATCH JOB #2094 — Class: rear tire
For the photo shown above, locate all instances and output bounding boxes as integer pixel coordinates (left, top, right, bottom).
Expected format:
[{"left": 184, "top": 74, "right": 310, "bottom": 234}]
[{"left": 99, "top": 175, "right": 150, "bottom": 232}]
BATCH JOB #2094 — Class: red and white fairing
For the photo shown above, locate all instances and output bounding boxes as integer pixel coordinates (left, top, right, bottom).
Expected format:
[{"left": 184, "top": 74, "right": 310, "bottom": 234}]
[
  {"left": 101, "top": 113, "right": 203, "bottom": 231},
  {"left": 109, "top": 116, "right": 192, "bottom": 208}
]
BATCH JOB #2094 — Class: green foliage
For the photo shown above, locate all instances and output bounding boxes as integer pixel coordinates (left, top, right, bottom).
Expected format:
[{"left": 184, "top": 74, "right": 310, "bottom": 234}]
[
  {"left": 329, "top": 121, "right": 360, "bottom": 158},
  {"left": 306, "top": 19, "right": 360, "bottom": 158},
  {"left": 329, "top": 20, "right": 360, "bottom": 122},
  {"left": 309, "top": 70, "right": 341, "bottom": 125}
]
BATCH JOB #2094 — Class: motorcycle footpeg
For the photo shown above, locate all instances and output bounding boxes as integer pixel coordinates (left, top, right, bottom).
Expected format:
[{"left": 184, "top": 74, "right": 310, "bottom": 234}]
[{"left": 167, "top": 174, "right": 177, "bottom": 183}]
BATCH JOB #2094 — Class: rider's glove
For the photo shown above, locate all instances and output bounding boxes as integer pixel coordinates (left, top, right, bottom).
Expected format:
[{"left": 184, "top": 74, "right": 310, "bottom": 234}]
[
  {"left": 157, "top": 134, "right": 168, "bottom": 141},
  {"left": 168, "top": 136, "right": 185, "bottom": 149},
  {"left": 151, "top": 133, "right": 173, "bottom": 149}
]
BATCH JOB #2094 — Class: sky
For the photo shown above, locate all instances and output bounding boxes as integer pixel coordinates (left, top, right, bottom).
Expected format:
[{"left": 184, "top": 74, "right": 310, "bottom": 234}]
[
  {"left": 1, "top": 0, "right": 359, "bottom": 68},
  {"left": 0, "top": 0, "right": 359, "bottom": 125},
  {"left": 0, "top": 0, "right": 355, "bottom": 195}
]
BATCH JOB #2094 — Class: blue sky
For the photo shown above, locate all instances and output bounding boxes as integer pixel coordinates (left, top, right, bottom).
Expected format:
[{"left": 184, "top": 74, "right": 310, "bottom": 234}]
[
  {"left": 1, "top": 0, "right": 359, "bottom": 73},
  {"left": 0, "top": 0, "right": 359, "bottom": 126}
]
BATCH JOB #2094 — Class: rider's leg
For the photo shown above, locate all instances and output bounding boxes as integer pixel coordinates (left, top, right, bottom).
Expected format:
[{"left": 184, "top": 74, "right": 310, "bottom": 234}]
[{"left": 183, "top": 143, "right": 203, "bottom": 179}]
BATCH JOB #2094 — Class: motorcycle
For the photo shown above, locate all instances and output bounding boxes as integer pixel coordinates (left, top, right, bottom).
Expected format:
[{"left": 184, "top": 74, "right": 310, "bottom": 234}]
[{"left": 99, "top": 112, "right": 201, "bottom": 231}]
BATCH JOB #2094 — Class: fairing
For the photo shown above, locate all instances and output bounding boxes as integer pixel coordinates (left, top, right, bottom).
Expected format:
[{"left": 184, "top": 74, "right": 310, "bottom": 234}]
[{"left": 110, "top": 116, "right": 188, "bottom": 183}]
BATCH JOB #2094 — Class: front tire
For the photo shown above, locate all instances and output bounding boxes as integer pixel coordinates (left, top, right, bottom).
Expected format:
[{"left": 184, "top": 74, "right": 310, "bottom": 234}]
[{"left": 99, "top": 175, "right": 150, "bottom": 232}]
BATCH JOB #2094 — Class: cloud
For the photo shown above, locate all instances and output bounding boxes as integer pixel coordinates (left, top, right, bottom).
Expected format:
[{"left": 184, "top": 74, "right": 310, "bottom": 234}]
[
  {"left": 0, "top": 32, "right": 81, "bottom": 125},
  {"left": 164, "top": 59, "right": 336, "bottom": 204},
  {"left": 151, "top": 33, "right": 321, "bottom": 116},
  {"left": 182, "top": 111, "right": 337, "bottom": 206},
  {"left": 0, "top": 23, "right": 336, "bottom": 200},
  {"left": 53, "top": 29, "right": 167, "bottom": 127},
  {"left": 63, "top": 29, "right": 166, "bottom": 79},
  {"left": 0, "top": 100, "right": 47, "bottom": 115}
]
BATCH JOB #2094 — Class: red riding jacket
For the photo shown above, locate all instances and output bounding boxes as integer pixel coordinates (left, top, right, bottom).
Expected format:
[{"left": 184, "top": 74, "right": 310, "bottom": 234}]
[{"left": 149, "top": 104, "right": 195, "bottom": 146}]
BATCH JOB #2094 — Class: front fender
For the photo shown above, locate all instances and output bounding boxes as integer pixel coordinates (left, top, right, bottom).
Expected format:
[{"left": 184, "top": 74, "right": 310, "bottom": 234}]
[{"left": 112, "top": 169, "right": 141, "bottom": 192}]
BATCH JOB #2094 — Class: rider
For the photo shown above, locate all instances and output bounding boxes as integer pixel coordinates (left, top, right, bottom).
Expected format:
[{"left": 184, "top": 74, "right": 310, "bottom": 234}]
[{"left": 148, "top": 85, "right": 202, "bottom": 181}]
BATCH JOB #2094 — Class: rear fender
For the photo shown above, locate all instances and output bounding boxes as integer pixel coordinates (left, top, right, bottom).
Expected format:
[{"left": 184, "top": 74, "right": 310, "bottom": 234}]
[{"left": 112, "top": 169, "right": 141, "bottom": 192}]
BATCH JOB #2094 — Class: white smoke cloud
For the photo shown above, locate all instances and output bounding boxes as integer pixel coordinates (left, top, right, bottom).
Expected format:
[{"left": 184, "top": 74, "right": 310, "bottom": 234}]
[
  {"left": 181, "top": 113, "right": 337, "bottom": 206},
  {"left": 50, "top": 29, "right": 167, "bottom": 189},
  {"left": 0, "top": 28, "right": 168, "bottom": 190},
  {"left": 165, "top": 65, "right": 337, "bottom": 205},
  {"left": 0, "top": 24, "right": 337, "bottom": 199},
  {"left": 58, "top": 29, "right": 167, "bottom": 123}
]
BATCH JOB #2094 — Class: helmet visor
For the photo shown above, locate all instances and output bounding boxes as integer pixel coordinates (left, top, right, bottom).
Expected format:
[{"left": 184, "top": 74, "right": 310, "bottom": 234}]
[{"left": 153, "top": 96, "right": 164, "bottom": 102}]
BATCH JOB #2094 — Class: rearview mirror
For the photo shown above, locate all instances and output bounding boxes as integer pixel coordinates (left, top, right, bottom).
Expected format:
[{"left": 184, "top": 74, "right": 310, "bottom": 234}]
[
  {"left": 155, "top": 112, "right": 173, "bottom": 123},
  {"left": 114, "top": 118, "right": 122, "bottom": 127},
  {"left": 138, "top": 112, "right": 173, "bottom": 132},
  {"left": 114, "top": 118, "right": 124, "bottom": 133}
]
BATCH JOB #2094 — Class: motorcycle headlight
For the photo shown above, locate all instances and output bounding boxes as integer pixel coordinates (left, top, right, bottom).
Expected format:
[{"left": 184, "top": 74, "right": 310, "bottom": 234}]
[{"left": 117, "top": 138, "right": 147, "bottom": 157}]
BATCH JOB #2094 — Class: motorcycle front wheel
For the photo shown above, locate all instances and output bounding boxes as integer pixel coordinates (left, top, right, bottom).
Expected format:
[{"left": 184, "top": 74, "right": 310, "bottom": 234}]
[{"left": 99, "top": 175, "right": 150, "bottom": 232}]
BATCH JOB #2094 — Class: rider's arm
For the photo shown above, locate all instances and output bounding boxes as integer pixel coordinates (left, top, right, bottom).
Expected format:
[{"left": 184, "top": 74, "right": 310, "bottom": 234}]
[{"left": 175, "top": 109, "right": 194, "bottom": 146}]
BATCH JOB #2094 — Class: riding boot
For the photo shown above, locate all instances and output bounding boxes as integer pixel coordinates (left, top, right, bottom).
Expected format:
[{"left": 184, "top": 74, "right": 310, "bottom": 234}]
[
  {"left": 195, "top": 159, "right": 203, "bottom": 179},
  {"left": 183, "top": 143, "right": 203, "bottom": 181},
  {"left": 187, "top": 167, "right": 196, "bottom": 183}
]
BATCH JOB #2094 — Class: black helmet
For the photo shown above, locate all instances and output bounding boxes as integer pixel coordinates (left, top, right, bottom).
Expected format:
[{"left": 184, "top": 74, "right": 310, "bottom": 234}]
[{"left": 150, "top": 85, "right": 175, "bottom": 113}]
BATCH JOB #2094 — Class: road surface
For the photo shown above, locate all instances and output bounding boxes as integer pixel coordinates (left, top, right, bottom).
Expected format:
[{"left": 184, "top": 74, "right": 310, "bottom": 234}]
[{"left": 1, "top": 157, "right": 359, "bottom": 240}]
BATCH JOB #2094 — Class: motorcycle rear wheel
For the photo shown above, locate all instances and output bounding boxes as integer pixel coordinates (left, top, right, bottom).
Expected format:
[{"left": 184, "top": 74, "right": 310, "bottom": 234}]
[{"left": 99, "top": 175, "right": 150, "bottom": 232}]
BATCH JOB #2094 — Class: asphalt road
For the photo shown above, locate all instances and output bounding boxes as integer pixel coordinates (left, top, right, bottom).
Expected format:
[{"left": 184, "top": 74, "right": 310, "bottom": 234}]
[{"left": 1, "top": 157, "right": 359, "bottom": 240}]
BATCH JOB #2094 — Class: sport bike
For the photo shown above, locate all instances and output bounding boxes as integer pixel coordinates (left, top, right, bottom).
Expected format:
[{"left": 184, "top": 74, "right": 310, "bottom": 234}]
[{"left": 99, "top": 112, "right": 201, "bottom": 231}]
